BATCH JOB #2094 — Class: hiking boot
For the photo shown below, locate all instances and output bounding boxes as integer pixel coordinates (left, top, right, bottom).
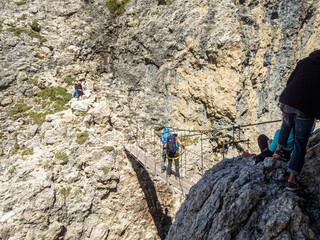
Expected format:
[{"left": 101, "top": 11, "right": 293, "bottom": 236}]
[
  {"left": 273, "top": 150, "right": 288, "bottom": 161},
  {"left": 161, "top": 167, "right": 166, "bottom": 173},
  {"left": 286, "top": 181, "right": 302, "bottom": 191},
  {"left": 255, "top": 148, "right": 273, "bottom": 164}
]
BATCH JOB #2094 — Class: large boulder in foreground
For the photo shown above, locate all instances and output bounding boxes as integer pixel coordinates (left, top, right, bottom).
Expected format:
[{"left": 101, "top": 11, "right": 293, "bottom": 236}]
[{"left": 166, "top": 130, "right": 320, "bottom": 240}]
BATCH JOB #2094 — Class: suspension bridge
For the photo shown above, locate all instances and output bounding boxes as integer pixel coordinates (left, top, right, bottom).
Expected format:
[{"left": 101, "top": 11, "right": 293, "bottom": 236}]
[{"left": 123, "top": 118, "right": 282, "bottom": 195}]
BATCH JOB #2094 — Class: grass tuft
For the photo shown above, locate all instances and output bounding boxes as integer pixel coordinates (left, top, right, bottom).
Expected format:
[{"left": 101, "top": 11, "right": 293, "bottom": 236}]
[
  {"left": 76, "top": 131, "right": 89, "bottom": 145},
  {"left": 55, "top": 152, "right": 69, "bottom": 164},
  {"left": 22, "top": 148, "right": 34, "bottom": 156},
  {"left": 103, "top": 166, "right": 109, "bottom": 175},
  {"left": 64, "top": 77, "right": 74, "bottom": 86},
  {"left": 8, "top": 103, "right": 32, "bottom": 120},
  {"left": 106, "top": 0, "right": 131, "bottom": 17},
  {"left": 102, "top": 146, "right": 114, "bottom": 152}
]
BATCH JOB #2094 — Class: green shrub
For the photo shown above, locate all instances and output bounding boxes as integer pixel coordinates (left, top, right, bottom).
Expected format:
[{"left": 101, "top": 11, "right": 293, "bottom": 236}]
[
  {"left": 8, "top": 103, "right": 32, "bottom": 120},
  {"left": 103, "top": 166, "right": 109, "bottom": 175},
  {"left": 85, "top": 121, "right": 90, "bottom": 129},
  {"left": 106, "top": 0, "right": 131, "bottom": 17},
  {"left": 0, "top": 132, "right": 3, "bottom": 139},
  {"left": 64, "top": 77, "right": 74, "bottom": 86},
  {"left": 76, "top": 131, "right": 89, "bottom": 145},
  {"left": 60, "top": 186, "right": 72, "bottom": 199},
  {"left": 55, "top": 152, "right": 69, "bottom": 164},
  {"left": 38, "top": 87, "right": 72, "bottom": 105},
  {"left": 9, "top": 165, "right": 17, "bottom": 175},
  {"left": 22, "top": 148, "right": 34, "bottom": 156},
  {"left": 29, "top": 111, "right": 47, "bottom": 125},
  {"left": 102, "top": 146, "right": 114, "bottom": 152}
]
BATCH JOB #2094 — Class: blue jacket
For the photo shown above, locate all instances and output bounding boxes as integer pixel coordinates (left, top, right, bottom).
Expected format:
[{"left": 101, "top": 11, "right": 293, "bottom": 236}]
[{"left": 160, "top": 127, "right": 172, "bottom": 146}]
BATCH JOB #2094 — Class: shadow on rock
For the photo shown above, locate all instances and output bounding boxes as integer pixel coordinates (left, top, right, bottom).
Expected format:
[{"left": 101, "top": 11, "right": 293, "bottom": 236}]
[{"left": 126, "top": 152, "right": 172, "bottom": 240}]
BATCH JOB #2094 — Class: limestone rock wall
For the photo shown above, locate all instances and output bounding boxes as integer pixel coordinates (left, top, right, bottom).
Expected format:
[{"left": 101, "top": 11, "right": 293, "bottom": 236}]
[
  {"left": 110, "top": 0, "right": 320, "bottom": 134},
  {"left": 1, "top": 0, "right": 320, "bottom": 239}
]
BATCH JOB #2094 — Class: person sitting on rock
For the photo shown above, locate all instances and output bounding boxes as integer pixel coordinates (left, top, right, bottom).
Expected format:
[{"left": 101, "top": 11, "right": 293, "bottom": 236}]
[
  {"left": 255, "top": 124, "right": 315, "bottom": 164},
  {"left": 273, "top": 49, "right": 320, "bottom": 191},
  {"left": 164, "top": 132, "right": 184, "bottom": 178},
  {"left": 73, "top": 81, "right": 83, "bottom": 98}
]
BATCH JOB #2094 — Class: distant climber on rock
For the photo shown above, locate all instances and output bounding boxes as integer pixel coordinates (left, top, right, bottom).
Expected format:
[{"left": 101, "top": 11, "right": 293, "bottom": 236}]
[
  {"left": 73, "top": 80, "right": 83, "bottom": 98},
  {"left": 273, "top": 49, "right": 320, "bottom": 191},
  {"left": 161, "top": 127, "right": 172, "bottom": 173},
  {"left": 164, "top": 132, "right": 184, "bottom": 177}
]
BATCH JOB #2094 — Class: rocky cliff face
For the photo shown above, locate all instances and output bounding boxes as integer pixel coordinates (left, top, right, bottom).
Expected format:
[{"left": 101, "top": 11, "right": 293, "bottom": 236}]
[
  {"left": 166, "top": 129, "right": 320, "bottom": 239},
  {"left": 1, "top": 0, "right": 320, "bottom": 239}
]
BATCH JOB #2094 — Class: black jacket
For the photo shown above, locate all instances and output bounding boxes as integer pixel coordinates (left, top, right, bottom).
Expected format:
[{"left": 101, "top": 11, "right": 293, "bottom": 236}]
[
  {"left": 74, "top": 83, "right": 83, "bottom": 90},
  {"left": 279, "top": 50, "right": 320, "bottom": 119}
]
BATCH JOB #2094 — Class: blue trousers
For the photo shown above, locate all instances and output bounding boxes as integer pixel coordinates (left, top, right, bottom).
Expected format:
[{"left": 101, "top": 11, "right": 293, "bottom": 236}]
[
  {"left": 278, "top": 104, "right": 314, "bottom": 175},
  {"left": 73, "top": 89, "right": 82, "bottom": 98}
]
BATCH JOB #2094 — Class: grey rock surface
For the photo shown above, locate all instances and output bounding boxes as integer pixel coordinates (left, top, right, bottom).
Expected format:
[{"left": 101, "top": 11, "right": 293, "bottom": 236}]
[
  {"left": 166, "top": 130, "right": 320, "bottom": 240},
  {"left": 1, "top": 0, "right": 320, "bottom": 239}
]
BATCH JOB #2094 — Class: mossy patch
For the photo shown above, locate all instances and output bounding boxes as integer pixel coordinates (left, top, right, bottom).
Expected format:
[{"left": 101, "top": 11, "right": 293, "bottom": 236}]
[
  {"left": 64, "top": 77, "right": 75, "bottom": 86},
  {"left": 9, "top": 165, "right": 17, "bottom": 175},
  {"left": 154, "top": 130, "right": 162, "bottom": 137},
  {"left": 29, "top": 20, "right": 40, "bottom": 32},
  {"left": 37, "top": 87, "right": 72, "bottom": 105},
  {"left": 76, "top": 131, "right": 89, "bottom": 145},
  {"left": 102, "top": 146, "right": 114, "bottom": 152},
  {"left": 22, "top": 148, "right": 34, "bottom": 156},
  {"left": 90, "top": 34, "right": 97, "bottom": 40},
  {"left": 27, "top": 78, "right": 38, "bottom": 85},
  {"left": 14, "top": 1, "right": 26, "bottom": 5},
  {"left": 103, "top": 166, "right": 109, "bottom": 175},
  {"left": 8, "top": 103, "right": 32, "bottom": 120},
  {"left": 28, "top": 87, "right": 71, "bottom": 125},
  {"left": 6, "top": 27, "right": 47, "bottom": 43},
  {"left": 55, "top": 152, "right": 69, "bottom": 164},
  {"left": 106, "top": 0, "right": 131, "bottom": 17},
  {"left": 12, "top": 142, "right": 20, "bottom": 155},
  {"left": 179, "top": 136, "right": 200, "bottom": 147},
  {"left": 17, "top": 14, "right": 27, "bottom": 21},
  {"left": 60, "top": 186, "right": 72, "bottom": 199}
]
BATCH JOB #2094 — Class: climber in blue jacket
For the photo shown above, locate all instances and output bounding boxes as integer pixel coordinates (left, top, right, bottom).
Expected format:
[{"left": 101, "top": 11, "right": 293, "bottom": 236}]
[{"left": 160, "top": 127, "right": 172, "bottom": 172}]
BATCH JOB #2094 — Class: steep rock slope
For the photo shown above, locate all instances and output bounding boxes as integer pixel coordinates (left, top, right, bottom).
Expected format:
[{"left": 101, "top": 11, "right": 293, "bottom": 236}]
[
  {"left": 0, "top": 1, "right": 181, "bottom": 239},
  {"left": 1, "top": 0, "right": 320, "bottom": 239},
  {"left": 110, "top": 0, "right": 320, "bottom": 132},
  {"left": 166, "top": 130, "right": 320, "bottom": 239}
]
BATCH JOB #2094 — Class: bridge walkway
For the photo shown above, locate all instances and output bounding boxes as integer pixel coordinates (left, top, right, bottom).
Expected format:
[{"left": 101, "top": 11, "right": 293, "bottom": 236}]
[{"left": 125, "top": 145, "right": 195, "bottom": 195}]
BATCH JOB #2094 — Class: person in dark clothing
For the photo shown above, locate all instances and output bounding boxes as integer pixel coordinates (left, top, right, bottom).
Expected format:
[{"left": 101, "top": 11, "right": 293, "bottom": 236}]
[
  {"left": 273, "top": 50, "right": 320, "bottom": 191},
  {"left": 73, "top": 81, "right": 83, "bottom": 98},
  {"left": 256, "top": 124, "right": 315, "bottom": 164},
  {"left": 164, "top": 132, "right": 184, "bottom": 177}
]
